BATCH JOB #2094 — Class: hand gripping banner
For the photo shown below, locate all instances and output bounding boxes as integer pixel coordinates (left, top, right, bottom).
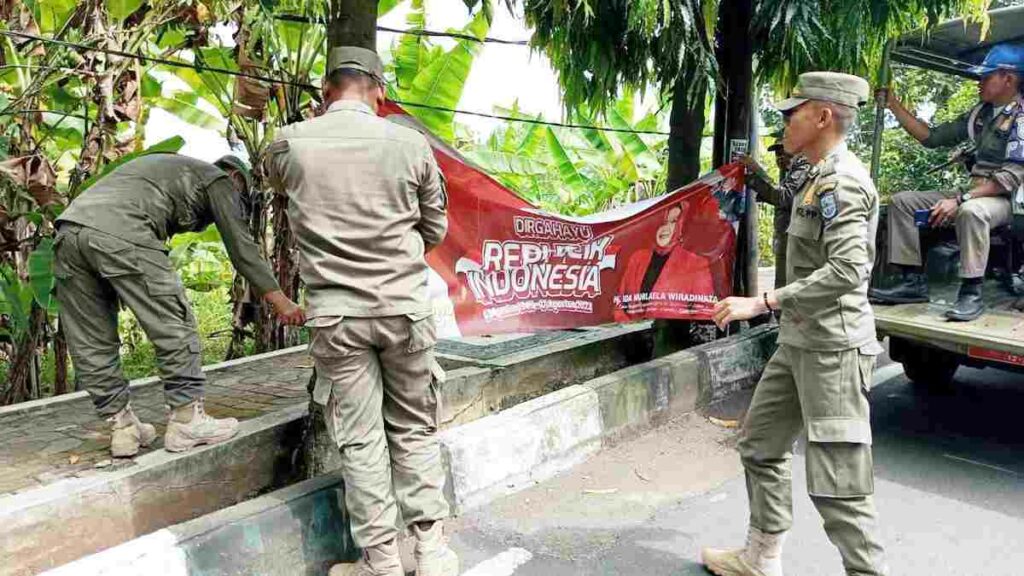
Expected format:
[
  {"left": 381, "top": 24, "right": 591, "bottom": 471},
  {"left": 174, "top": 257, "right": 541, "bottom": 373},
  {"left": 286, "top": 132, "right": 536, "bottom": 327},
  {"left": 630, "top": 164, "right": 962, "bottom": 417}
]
[{"left": 381, "top": 102, "right": 745, "bottom": 338}]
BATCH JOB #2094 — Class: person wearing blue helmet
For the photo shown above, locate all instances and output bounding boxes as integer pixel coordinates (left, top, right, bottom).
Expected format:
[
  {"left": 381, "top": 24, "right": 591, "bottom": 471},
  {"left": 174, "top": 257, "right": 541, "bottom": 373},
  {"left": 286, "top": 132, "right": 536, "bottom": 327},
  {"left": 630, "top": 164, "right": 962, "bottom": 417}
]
[{"left": 870, "top": 43, "right": 1024, "bottom": 321}]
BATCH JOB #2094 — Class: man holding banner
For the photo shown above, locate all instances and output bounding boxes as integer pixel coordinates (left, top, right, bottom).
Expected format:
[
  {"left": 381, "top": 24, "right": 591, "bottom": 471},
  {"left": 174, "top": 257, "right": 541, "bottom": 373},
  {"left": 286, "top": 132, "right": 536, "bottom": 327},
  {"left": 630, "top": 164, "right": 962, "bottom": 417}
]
[
  {"left": 265, "top": 47, "right": 457, "bottom": 576},
  {"left": 701, "top": 72, "right": 888, "bottom": 576}
]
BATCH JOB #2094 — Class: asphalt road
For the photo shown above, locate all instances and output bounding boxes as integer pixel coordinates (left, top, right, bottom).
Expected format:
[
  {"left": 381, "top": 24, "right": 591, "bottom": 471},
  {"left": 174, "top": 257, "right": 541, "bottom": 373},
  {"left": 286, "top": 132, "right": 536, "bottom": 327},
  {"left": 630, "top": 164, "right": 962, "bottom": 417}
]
[{"left": 447, "top": 360, "right": 1024, "bottom": 575}]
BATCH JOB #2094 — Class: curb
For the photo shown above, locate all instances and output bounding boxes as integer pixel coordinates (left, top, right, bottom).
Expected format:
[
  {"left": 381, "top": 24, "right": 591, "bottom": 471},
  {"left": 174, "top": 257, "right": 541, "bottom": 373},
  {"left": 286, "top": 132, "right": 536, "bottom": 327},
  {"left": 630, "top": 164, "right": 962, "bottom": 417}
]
[
  {"left": 2, "top": 326, "right": 649, "bottom": 576},
  {"left": 442, "top": 323, "right": 777, "bottom": 513},
  {"left": 44, "top": 326, "right": 779, "bottom": 576}
]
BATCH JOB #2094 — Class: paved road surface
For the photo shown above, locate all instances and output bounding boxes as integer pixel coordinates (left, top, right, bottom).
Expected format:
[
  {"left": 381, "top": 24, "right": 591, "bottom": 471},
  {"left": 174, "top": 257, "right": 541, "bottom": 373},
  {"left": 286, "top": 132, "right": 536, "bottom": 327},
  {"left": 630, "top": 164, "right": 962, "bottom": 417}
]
[{"left": 448, "top": 361, "right": 1024, "bottom": 575}]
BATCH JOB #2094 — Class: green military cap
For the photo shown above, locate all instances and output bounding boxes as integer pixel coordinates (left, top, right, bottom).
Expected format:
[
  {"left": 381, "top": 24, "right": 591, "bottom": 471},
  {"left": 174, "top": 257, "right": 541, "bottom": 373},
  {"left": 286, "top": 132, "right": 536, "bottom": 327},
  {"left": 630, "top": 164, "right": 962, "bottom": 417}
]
[
  {"left": 214, "top": 154, "right": 253, "bottom": 193},
  {"left": 328, "top": 46, "right": 385, "bottom": 84},
  {"left": 775, "top": 71, "right": 870, "bottom": 112}
]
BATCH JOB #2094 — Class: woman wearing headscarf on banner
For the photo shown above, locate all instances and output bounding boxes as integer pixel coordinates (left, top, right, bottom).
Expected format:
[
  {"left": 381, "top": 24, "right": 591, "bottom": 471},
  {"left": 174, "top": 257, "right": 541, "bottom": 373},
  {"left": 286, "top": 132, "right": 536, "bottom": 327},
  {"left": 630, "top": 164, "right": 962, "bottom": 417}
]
[{"left": 614, "top": 201, "right": 715, "bottom": 321}]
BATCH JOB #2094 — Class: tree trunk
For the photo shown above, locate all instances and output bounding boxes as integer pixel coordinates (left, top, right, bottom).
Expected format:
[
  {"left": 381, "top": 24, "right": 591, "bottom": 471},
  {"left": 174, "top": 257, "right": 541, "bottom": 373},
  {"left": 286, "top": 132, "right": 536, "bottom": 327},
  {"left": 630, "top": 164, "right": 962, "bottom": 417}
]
[
  {"left": 666, "top": 64, "right": 708, "bottom": 193},
  {"left": 656, "top": 64, "right": 709, "bottom": 357},
  {"left": 53, "top": 322, "right": 70, "bottom": 395},
  {"left": 329, "top": 0, "right": 378, "bottom": 50},
  {"left": 304, "top": 0, "right": 381, "bottom": 476},
  {"left": 1, "top": 306, "right": 46, "bottom": 405},
  {"left": 712, "top": 0, "right": 757, "bottom": 299}
]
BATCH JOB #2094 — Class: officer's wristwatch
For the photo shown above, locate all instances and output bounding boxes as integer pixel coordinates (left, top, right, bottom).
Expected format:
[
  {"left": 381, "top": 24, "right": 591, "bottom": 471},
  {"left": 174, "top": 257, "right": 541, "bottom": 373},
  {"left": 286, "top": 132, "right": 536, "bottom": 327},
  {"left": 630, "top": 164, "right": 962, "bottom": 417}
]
[{"left": 957, "top": 191, "right": 973, "bottom": 205}]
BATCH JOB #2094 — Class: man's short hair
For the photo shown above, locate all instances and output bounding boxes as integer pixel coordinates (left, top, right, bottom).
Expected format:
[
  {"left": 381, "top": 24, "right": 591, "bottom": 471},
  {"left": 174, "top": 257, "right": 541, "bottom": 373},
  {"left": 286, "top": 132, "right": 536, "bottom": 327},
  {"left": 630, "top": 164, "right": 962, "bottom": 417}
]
[
  {"left": 822, "top": 101, "right": 857, "bottom": 134},
  {"left": 326, "top": 68, "right": 380, "bottom": 92}
]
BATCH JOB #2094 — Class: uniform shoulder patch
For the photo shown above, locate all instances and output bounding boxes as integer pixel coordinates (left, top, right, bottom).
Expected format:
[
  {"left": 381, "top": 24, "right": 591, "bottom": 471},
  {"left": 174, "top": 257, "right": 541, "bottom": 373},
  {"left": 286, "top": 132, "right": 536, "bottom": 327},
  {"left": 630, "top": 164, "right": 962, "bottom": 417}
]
[{"left": 818, "top": 183, "right": 839, "bottom": 223}]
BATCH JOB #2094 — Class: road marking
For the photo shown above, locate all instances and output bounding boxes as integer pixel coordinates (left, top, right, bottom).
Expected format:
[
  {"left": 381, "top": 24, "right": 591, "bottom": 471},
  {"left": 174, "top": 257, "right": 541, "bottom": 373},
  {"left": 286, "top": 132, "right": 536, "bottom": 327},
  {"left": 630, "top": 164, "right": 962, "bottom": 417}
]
[
  {"left": 943, "top": 454, "right": 1022, "bottom": 477},
  {"left": 463, "top": 547, "right": 533, "bottom": 576}
]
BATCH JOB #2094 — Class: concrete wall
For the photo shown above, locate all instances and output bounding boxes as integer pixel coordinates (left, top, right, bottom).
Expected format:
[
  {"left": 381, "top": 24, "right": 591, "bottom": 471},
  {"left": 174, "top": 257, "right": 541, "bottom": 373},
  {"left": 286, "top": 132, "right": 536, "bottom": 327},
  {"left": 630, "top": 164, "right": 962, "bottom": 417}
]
[{"left": 45, "top": 325, "right": 779, "bottom": 576}]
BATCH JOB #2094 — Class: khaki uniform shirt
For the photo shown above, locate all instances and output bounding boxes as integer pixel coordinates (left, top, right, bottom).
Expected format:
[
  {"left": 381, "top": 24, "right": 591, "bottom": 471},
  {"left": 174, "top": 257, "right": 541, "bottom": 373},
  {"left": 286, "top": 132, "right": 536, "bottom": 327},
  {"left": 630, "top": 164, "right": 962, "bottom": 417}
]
[
  {"left": 265, "top": 100, "right": 448, "bottom": 319},
  {"left": 57, "top": 154, "right": 279, "bottom": 295},
  {"left": 774, "top": 143, "right": 880, "bottom": 352},
  {"left": 923, "top": 101, "right": 1024, "bottom": 194}
]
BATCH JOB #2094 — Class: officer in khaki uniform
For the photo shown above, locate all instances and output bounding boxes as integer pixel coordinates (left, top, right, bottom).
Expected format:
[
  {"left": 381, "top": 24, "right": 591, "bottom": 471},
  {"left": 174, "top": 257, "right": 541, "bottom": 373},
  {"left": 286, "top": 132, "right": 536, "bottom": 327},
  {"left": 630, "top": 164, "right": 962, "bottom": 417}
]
[
  {"left": 741, "top": 133, "right": 805, "bottom": 289},
  {"left": 264, "top": 47, "right": 456, "bottom": 576},
  {"left": 703, "top": 72, "right": 888, "bottom": 576},
  {"left": 870, "top": 44, "right": 1024, "bottom": 321},
  {"left": 55, "top": 154, "right": 305, "bottom": 458}
]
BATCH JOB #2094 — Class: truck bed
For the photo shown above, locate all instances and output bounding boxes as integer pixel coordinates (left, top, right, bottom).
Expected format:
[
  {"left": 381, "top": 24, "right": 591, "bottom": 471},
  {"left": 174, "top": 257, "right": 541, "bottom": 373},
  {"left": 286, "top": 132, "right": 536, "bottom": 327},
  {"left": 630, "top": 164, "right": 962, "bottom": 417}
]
[{"left": 874, "top": 279, "right": 1024, "bottom": 361}]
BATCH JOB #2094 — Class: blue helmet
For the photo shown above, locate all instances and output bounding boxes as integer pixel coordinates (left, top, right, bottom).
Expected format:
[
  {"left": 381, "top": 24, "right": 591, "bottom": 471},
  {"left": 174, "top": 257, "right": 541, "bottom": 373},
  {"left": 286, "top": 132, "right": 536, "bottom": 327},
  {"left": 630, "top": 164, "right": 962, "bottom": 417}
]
[{"left": 970, "top": 43, "right": 1024, "bottom": 76}]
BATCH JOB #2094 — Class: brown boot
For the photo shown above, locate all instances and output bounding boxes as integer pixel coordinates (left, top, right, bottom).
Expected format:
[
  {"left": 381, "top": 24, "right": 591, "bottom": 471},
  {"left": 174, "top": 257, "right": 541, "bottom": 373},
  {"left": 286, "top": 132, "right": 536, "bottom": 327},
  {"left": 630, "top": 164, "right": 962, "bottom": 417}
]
[
  {"left": 164, "top": 398, "right": 238, "bottom": 453},
  {"left": 701, "top": 527, "right": 786, "bottom": 576},
  {"left": 413, "top": 521, "right": 459, "bottom": 576},
  {"left": 108, "top": 403, "right": 157, "bottom": 458},
  {"left": 329, "top": 539, "right": 404, "bottom": 576}
]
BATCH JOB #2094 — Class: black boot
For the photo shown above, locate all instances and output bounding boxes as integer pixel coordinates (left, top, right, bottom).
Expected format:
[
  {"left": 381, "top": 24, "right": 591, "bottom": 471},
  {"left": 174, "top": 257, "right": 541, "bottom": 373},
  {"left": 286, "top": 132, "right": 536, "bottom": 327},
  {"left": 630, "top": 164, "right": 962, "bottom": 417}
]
[
  {"left": 869, "top": 268, "right": 929, "bottom": 304},
  {"left": 946, "top": 280, "right": 985, "bottom": 322}
]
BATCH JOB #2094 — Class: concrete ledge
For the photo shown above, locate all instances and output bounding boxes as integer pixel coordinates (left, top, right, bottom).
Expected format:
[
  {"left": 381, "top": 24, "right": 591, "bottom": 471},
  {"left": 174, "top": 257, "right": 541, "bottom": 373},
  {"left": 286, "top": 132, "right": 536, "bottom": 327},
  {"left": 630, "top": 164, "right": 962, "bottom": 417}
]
[
  {"left": 43, "top": 475, "right": 355, "bottom": 576},
  {"left": 0, "top": 345, "right": 309, "bottom": 417},
  {"left": 440, "top": 385, "right": 603, "bottom": 513},
  {"left": 0, "top": 326, "right": 649, "bottom": 576},
  {"left": 444, "top": 324, "right": 778, "bottom": 514},
  {"left": 44, "top": 326, "right": 780, "bottom": 576},
  {"left": 1, "top": 405, "right": 307, "bottom": 575}
]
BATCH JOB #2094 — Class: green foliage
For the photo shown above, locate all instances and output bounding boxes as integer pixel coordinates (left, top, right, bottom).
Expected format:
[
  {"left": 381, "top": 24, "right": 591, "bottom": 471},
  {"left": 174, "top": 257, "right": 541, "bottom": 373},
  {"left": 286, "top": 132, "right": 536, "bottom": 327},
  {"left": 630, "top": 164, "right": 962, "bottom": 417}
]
[
  {"left": 28, "top": 238, "right": 58, "bottom": 315},
  {"left": 754, "top": 0, "right": 991, "bottom": 93},
  {"left": 0, "top": 266, "right": 35, "bottom": 343},
  {"left": 462, "top": 94, "right": 668, "bottom": 216},
  {"left": 522, "top": 0, "right": 712, "bottom": 115},
  {"left": 26, "top": 0, "right": 78, "bottom": 33},
  {"left": 387, "top": 3, "right": 492, "bottom": 142},
  {"left": 850, "top": 67, "right": 977, "bottom": 200},
  {"left": 169, "top": 227, "right": 235, "bottom": 292},
  {"left": 106, "top": 0, "right": 145, "bottom": 22}
]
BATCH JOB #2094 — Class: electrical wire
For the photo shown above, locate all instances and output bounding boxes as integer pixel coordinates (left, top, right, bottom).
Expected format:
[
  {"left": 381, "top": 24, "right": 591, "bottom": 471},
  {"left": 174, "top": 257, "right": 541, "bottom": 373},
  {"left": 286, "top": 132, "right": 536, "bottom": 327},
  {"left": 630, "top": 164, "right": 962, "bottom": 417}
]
[{"left": 0, "top": 29, "right": 673, "bottom": 137}]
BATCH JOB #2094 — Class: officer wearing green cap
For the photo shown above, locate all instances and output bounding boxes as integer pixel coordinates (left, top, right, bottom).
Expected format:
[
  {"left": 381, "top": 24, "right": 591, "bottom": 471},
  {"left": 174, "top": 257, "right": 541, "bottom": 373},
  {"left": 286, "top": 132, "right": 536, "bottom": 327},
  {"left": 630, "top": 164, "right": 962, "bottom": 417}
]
[
  {"left": 870, "top": 43, "right": 1024, "bottom": 321},
  {"left": 702, "top": 72, "right": 888, "bottom": 576},
  {"left": 264, "top": 46, "right": 456, "bottom": 576},
  {"left": 54, "top": 153, "right": 305, "bottom": 458},
  {"left": 741, "top": 130, "right": 800, "bottom": 289}
]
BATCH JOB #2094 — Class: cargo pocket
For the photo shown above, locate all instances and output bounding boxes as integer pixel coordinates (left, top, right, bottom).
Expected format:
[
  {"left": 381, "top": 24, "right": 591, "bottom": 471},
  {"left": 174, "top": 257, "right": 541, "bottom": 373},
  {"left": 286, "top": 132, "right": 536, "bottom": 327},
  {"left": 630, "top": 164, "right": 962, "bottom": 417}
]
[
  {"left": 87, "top": 234, "right": 141, "bottom": 278},
  {"left": 52, "top": 234, "right": 69, "bottom": 278},
  {"left": 857, "top": 341, "right": 883, "bottom": 393},
  {"left": 806, "top": 441, "right": 875, "bottom": 498},
  {"left": 135, "top": 249, "right": 182, "bottom": 297},
  {"left": 406, "top": 312, "right": 437, "bottom": 353}
]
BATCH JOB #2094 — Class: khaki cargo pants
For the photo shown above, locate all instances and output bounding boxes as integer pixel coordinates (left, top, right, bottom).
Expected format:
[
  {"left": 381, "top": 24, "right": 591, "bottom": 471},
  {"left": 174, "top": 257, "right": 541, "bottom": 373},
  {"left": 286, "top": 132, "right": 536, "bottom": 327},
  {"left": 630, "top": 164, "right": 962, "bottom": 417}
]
[
  {"left": 308, "top": 314, "right": 449, "bottom": 548},
  {"left": 54, "top": 223, "right": 204, "bottom": 416},
  {"left": 739, "top": 344, "right": 888, "bottom": 576},
  {"left": 888, "top": 190, "right": 1012, "bottom": 278}
]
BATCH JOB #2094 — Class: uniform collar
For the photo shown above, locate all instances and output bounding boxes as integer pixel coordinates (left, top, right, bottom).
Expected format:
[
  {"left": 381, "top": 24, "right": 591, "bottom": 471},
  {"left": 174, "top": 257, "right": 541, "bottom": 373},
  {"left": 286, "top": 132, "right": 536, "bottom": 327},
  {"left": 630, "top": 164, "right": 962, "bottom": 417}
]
[
  {"left": 825, "top": 141, "right": 848, "bottom": 160},
  {"left": 327, "top": 100, "right": 376, "bottom": 115}
]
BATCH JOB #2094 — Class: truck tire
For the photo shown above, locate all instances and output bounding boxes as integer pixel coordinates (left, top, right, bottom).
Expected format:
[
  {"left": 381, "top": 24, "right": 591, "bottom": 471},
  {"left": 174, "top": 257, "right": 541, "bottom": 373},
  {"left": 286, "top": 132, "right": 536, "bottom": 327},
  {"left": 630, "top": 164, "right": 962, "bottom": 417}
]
[{"left": 901, "top": 350, "right": 959, "bottom": 388}]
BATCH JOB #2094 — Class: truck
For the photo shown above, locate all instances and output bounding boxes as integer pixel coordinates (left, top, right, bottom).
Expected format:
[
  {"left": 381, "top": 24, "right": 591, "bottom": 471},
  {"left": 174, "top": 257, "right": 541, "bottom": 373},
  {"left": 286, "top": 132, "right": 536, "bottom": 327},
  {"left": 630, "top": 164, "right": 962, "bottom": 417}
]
[{"left": 869, "top": 5, "right": 1024, "bottom": 386}]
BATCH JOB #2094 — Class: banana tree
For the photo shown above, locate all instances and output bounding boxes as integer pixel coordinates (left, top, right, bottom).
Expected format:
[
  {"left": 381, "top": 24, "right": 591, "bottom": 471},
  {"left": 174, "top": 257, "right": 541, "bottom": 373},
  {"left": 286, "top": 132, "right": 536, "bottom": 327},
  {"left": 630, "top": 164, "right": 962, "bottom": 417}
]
[
  {"left": 0, "top": 0, "right": 201, "bottom": 403},
  {"left": 463, "top": 92, "right": 667, "bottom": 216}
]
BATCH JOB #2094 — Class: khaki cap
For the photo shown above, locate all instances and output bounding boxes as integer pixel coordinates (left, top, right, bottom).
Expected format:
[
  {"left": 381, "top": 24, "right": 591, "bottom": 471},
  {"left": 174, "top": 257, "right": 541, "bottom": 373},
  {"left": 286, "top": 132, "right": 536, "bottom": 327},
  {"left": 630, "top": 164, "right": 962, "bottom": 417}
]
[
  {"left": 775, "top": 71, "right": 870, "bottom": 111},
  {"left": 327, "top": 46, "right": 385, "bottom": 84}
]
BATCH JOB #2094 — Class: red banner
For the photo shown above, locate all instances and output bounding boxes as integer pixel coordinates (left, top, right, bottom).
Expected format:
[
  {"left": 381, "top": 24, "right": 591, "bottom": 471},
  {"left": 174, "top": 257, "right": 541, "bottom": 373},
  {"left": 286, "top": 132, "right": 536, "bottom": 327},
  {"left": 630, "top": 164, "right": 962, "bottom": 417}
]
[{"left": 382, "top": 102, "right": 744, "bottom": 338}]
